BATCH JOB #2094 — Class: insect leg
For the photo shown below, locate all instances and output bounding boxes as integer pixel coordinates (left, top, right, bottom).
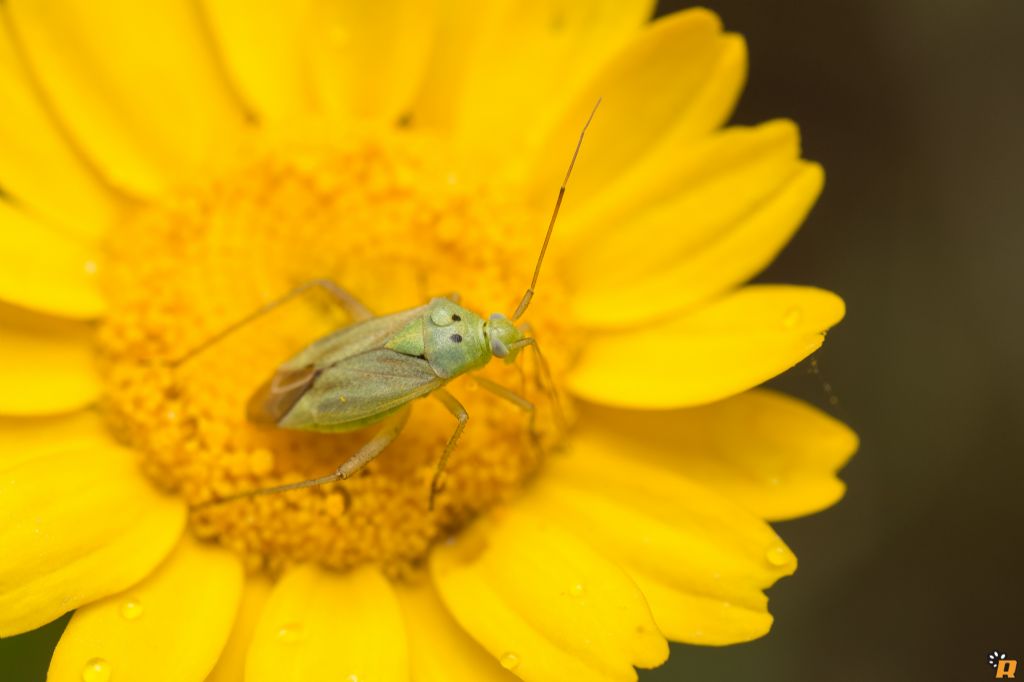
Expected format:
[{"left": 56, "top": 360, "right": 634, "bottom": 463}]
[
  {"left": 172, "top": 278, "right": 374, "bottom": 367},
  {"left": 473, "top": 376, "right": 538, "bottom": 443},
  {"left": 508, "top": 336, "right": 568, "bottom": 439},
  {"left": 516, "top": 322, "right": 544, "bottom": 391},
  {"left": 194, "top": 407, "right": 409, "bottom": 509},
  {"left": 430, "top": 389, "right": 469, "bottom": 511}
]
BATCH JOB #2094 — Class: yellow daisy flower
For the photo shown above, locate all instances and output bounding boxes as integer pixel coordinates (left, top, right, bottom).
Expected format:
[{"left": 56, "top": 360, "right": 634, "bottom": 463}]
[{"left": 0, "top": 2, "right": 857, "bottom": 681}]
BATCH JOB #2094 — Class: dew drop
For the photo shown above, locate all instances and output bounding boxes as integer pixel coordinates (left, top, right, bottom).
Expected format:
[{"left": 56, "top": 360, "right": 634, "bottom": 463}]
[
  {"left": 781, "top": 306, "right": 803, "bottom": 329},
  {"left": 569, "top": 583, "right": 586, "bottom": 597},
  {"left": 277, "top": 622, "right": 305, "bottom": 643},
  {"left": 499, "top": 652, "right": 521, "bottom": 670},
  {"left": 120, "top": 598, "right": 144, "bottom": 620},
  {"left": 765, "top": 544, "right": 793, "bottom": 567},
  {"left": 82, "top": 658, "right": 111, "bottom": 682}
]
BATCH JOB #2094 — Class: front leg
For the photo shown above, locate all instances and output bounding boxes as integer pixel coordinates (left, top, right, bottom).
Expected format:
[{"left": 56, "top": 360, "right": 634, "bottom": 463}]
[
  {"left": 473, "top": 376, "right": 539, "bottom": 444},
  {"left": 430, "top": 389, "right": 469, "bottom": 510},
  {"left": 508, "top": 335, "right": 567, "bottom": 439}
]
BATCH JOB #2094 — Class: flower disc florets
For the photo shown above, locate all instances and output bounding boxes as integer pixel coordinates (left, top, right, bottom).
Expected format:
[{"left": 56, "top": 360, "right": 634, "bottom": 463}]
[{"left": 98, "top": 129, "right": 575, "bottom": 574}]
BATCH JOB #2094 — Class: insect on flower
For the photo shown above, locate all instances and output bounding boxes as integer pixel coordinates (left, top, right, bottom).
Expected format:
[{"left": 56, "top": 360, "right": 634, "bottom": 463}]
[{"left": 181, "top": 101, "right": 601, "bottom": 510}]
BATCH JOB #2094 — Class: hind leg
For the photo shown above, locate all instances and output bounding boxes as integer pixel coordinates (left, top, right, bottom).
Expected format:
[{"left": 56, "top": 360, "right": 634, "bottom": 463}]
[{"left": 195, "top": 407, "right": 409, "bottom": 508}]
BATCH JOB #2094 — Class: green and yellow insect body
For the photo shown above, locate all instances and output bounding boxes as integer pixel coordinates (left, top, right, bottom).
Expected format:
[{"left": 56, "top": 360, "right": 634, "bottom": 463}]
[
  {"left": 193, "top": 101, "right": 599, "bottom": 508},
  {"left": 247, "top": 298, "right": 525, "bottom": 433}
]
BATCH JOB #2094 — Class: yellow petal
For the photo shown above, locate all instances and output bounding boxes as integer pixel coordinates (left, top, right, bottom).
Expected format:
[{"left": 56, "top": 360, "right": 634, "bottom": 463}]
[
  {"left": 0, "top": 200, "right": 105, "bottom": 319},
  {"left": 247, "top": 565, "right": 408, "bottom": 682},
  {"left": 395, "top": 579, "right": 518, "bottom": 682},
  {"left": 306, "top": 0, "right": 437, "bottom": 124},
  {"left": 575, "top": 390, "right": 858, "bottom": 520},
  {"left": 567, "top": 285, "right": 845, "bottom": 409},
  {"left": 201, "top": 0, "right": 315, "bottom": 122},
  {"left": 523, "top": 9, "right": 735, "bottom": 204},
  {"left": 414, "top": 0, "right": 653, "bottom": 163},
  {"left": 557, "top": 116, "right": 781, "bottom": 248},
  {"left": 0, "top": 438, "right": 186, "bottom": 636},
  {"left": 48, "top": 534, "right": 243, "bottom": 682},
  {"left": 0, "top": 409, "right": 106, "bottom": 470},
  {"left": 531, "top": 442, "right": 796, "bottom": 644},
  {"left": 561, "top": 121, "right": 824, "bottom": 328},
  {"left": 431, "top": 507, "right": 668, "bottom": 682},
  {"left": 648, "top": 32, "right": 748, "bottom": 153},
  {"left": 207, "top": 574, "right": 273, "bottom": 682},
  {"left": 628, "top": 571, "right": 772, "bottom": 646},
  {"left": 7, "top": 0, "right": 247, "bottom": 197},
  {"left": 0, "top": 23, "right": 119, "bottom": 241},
  {"left": 0, "top": 302, "right": 100, "bottom": 415}
]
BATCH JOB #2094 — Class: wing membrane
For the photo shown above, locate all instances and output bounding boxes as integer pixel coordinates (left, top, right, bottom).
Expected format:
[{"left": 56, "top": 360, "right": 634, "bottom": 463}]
[
  {"left": 247, "top": 365, "right": 321, "bottom": 424},
  {"left": 278, "top": 350, "right": 444, "bottom": 431}
]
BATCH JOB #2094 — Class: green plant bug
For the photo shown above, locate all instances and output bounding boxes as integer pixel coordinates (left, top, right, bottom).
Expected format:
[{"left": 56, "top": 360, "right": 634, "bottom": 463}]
[{"left": 181, "top": 101, "right": 600, "bottom": 510}]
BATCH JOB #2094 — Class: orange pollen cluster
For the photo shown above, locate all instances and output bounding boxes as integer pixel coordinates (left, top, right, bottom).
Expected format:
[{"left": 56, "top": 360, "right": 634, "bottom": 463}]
[{"left": 95, "top": 130, "right": 577, "bottom": 575}]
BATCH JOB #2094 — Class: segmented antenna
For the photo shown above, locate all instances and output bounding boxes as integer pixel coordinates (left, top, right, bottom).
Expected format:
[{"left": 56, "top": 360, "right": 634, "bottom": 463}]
[{"left": 511, "top": 99, "right": 601, "bottom": 321}]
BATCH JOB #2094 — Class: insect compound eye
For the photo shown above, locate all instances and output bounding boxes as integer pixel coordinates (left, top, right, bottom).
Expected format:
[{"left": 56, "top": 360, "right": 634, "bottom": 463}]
[
  {"left": 491, "top": 337, "right": 508, "bottom": 358},
  {"left": 450, "top": 333, "right": 463, "bottom": 343}
]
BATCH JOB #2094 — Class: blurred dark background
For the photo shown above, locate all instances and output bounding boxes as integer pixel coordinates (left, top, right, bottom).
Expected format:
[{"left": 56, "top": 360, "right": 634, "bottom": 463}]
[
  {"left": 648, "top": 1, "right": 1024, "bottom": 680},
  {"left": 4, "top": 2, "right": 1022, "bottom": 680}
]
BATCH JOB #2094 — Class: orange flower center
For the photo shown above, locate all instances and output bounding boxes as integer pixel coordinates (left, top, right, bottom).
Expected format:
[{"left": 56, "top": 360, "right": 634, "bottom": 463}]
[{"left": 97, "top": 129, "right": 576, "bottom": 575}]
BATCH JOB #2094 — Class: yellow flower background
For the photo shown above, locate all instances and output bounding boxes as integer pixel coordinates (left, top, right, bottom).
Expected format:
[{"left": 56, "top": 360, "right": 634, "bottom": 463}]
[{"left": 0, "top": 2, "right": 859, "bottom": 682}]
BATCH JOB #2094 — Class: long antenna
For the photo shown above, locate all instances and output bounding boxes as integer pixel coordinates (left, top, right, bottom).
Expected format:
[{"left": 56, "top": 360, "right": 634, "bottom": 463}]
[{"left": 511, "top": 98, "right": 601, "bottom": 321}]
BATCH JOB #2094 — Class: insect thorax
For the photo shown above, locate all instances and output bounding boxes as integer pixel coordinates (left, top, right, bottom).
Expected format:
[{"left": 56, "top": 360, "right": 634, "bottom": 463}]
[{"left": 386, "top": 299, "right": 491, "bottom": 379}]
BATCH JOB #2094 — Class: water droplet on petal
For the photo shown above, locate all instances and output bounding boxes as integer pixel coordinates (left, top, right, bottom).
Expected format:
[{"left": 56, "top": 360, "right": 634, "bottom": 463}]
[
  {"left": 781, "top": 307, "right": 803, "bottom": 329},
  {"left": 499, "top": 652, "right": 521, "bottom": 670},
  {"left": 82, "top": 658, "right": 111, "bottom": 682},
  {"left": 569, "top": 583, "right": 585, "bottom": 597},
  {"left": 120, "top": 598, "right": 144, "bottom": 620},
  {"left": 765, "top": 544, "right": 794, "bottom": 567},
  {"left": 277, "top": 622, "right": 305, "bottom": 643}
]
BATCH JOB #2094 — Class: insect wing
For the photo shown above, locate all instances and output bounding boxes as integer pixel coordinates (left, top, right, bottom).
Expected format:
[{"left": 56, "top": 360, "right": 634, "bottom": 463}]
[
  {"left": 249, "top": 305, "right": 429, "bottom": 425},
  {"left": 276, "top": 304, "right": 429, "bottom": 372},
  {"left": 279, "top": 349, "right": 444, "bottom": 430},
  {"left": 247, "top": 364, "right": 321, "bottom": 424}
]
